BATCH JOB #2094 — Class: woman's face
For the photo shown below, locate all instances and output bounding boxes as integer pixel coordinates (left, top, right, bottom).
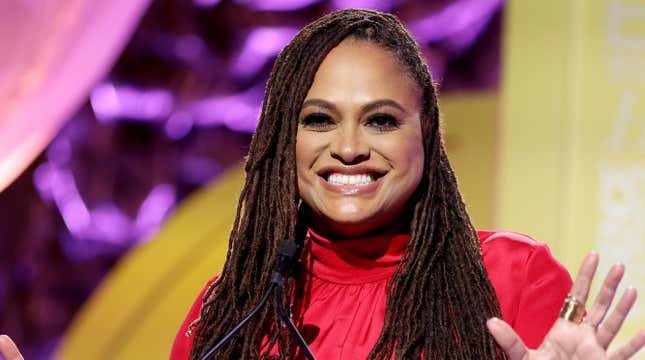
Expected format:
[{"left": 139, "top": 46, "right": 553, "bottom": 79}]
[{"left": 296, "top": 39, "right": 425, "bottom": 237}]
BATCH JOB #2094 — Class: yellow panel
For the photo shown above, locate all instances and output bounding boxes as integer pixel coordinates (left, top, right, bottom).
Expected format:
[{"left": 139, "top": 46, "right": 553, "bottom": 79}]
[
  {"left": 441, "top": 91, "right": 498, "bottom": 229},
  {"left": 497, "top": 0, "right": 574, "bottom": 255},
  {"left": 501, "top": 0, "right": 645, "bottom": 351}
]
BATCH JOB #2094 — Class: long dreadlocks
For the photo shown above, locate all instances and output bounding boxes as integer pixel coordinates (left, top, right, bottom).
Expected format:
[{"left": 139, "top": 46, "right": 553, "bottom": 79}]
[{"left": 189, "top": 9, "right": 505, "bottom": 359}]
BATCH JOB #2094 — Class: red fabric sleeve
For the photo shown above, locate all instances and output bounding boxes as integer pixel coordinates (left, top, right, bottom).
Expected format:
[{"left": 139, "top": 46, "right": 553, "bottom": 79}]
[
  {"left": 480, "top": 231, "right": 573, "bottom": 349},
  {"left": 169, "top": 277, "right": 218, "bottom": 360},
  {"left": 512, "top": 242, "right": 573, "bottom": 348}
]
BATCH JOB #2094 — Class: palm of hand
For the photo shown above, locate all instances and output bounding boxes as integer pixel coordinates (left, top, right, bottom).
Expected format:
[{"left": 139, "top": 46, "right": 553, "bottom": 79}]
[
  {"left": 537, "top": 320, "right": 612, "bottom": 359},
  {"left": 488, "top": 253, "right": 645, "bottom": 360}
]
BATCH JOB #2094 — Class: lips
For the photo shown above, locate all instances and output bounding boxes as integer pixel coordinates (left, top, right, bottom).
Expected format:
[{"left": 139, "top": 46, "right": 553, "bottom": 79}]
[
  {"left": 317, "top": 166, "right": 386, "bottom": 178},
  {"left": 316, "top": 166, "right": 387, "bottom": 195},
  {"left": 327, "top": 173, "right": 375, "bottom": 186}
]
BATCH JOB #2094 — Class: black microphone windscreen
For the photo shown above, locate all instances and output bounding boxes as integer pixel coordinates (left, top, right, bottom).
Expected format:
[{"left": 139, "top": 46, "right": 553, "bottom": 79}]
[{"left": 277, "top": 239, "right": 298, "bottom": 259}]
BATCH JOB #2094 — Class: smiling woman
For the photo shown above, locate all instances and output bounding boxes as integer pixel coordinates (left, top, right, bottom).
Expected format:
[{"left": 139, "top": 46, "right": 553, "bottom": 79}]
[
  {"left": 2, "top": 7, "right": 643, "bottom": 360},
  {"left": 167, "top": 8, "right": 643, "bottom": 360},
  {"left": 296, "top": 39, "right": 424, "bottom": 237},
  {"left": 172, "top": 10, "right": 517, "bottom": 358}
]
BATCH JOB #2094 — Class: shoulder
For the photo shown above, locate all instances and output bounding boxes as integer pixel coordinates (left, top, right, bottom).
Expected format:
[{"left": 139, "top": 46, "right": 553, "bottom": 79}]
[
  {"left": 477, "top": 229, "right": 571, "bottom": 286},
  {"left": 478, "top": 229, "right": 547, "bottom": 252},
  {"left": 477, "top": 229, "right": 566, "bottom": 273},
  {"left": 477, "top": 230, "right": 573, "bottom": 348}
]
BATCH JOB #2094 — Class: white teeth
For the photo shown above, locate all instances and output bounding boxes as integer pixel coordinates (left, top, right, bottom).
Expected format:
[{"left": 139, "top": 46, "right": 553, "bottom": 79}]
[{"left": 327, "top": 173, "right": 375, "bottom": 186}]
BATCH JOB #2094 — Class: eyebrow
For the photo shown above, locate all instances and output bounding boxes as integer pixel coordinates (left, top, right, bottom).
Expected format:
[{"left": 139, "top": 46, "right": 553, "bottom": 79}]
[{"left": 301, "top": 98, "right": 408, "bottom": 115}]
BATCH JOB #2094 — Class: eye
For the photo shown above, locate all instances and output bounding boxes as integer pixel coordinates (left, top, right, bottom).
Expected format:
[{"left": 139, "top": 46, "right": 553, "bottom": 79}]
[
  {"left": 366, "top": 113, "right": 400, "bottom": 132},
  {"left": 300, "top": 113, "right": 334, "bottom": 130}
]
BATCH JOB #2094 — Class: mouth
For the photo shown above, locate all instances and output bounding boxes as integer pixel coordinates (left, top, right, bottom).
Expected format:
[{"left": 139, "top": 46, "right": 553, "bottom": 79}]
[
  {"left": 316, "top": 168, "right": 387, "bottom": 194},
  {"left": 323, "top": 172, "right": 384, "bottom": 186}
]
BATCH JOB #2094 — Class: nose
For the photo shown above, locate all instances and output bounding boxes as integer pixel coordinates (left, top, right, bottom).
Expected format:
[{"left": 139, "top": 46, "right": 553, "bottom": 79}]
[{"left": 329, "top": 124, "right": 370, "bottom": 164}]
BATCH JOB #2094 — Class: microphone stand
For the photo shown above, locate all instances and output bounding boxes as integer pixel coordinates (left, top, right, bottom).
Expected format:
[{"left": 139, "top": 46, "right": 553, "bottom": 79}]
[
  {"left": 199, "top": 239, "right": 316, "bottom": 360},
  {"left": 272, "top": 263, "right": 316, "bottom": 360},
  {"left": 198, "top": 282, "right": 275, "bottom": 360}
]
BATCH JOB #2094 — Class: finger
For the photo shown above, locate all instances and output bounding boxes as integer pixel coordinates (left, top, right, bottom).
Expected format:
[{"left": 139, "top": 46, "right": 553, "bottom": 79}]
[
  {"left": 609, "top": 328, "right": 645, "bottom": 360},
  {"left": 586, "top": 263, "right": 625, "bottom": 328},
  {"left": 0, "top": 335, "right": 24, "bottom": 360},
  {"left": 570, "top": 252, "right": 600, "bottom": 305},
  {"left": 597, "top": 287, "right": 638, "bottom": 349},
  {"left": 487, "top": 317, "right": 528, "bottom": 360}
]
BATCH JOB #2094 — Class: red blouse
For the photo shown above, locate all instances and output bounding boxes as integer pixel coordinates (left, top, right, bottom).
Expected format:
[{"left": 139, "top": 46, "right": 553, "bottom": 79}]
[{"left": 170, "top": 230, "right": 572, "bottom": 359}]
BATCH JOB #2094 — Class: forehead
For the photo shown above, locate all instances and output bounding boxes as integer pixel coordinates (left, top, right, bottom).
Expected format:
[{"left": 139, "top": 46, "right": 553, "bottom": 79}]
[{"left": 304, "top": 39, "right": 421, "bottom": 109}]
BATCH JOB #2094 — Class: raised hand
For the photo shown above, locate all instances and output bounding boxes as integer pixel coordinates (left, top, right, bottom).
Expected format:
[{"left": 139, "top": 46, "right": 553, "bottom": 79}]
[
  {"left": 0, "top": 335, "right": 24, "bottom": 360},
  {"left": 487, "top": 252, "right": 645, "bottom": 360}
]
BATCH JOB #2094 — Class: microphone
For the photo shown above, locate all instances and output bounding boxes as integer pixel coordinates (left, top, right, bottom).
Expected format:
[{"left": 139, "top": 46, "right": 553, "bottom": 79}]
[
  {"left": 199, "top": 239, "right": 316, "bottom": 360},
  {"left": 271, "top": 238, "right": 298, "bottom": 285}
]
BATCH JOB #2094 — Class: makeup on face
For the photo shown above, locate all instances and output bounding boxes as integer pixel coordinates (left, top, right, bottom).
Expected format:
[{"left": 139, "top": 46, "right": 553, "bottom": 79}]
[{"left": 295, "top": 39, "right": 424, "bottom": 237}]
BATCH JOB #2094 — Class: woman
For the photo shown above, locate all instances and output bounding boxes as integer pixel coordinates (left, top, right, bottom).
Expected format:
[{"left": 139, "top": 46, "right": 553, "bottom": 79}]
[
  {"left": 1, "top": 8, "right": 642, "bottom": 360},
  {"left": 169, "top": 8, "right": 643, "bottom": 360}
]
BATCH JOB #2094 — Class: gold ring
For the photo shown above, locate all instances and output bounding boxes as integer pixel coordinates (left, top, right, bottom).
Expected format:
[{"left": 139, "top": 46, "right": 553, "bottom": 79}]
[{"left": 559, "top": 295, "right": 585, "bottom": 323}]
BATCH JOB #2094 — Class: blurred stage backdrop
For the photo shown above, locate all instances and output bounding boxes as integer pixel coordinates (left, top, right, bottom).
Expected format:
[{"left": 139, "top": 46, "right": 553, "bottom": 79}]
[{"left": 0, "top": 0, "right": 643, "bottom": 359}]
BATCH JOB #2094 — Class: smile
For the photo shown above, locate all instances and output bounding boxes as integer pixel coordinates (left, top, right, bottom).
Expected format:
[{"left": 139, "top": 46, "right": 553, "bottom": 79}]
[
  {"left": 327, "top": 173, "right": 375, "bottom": 186},
  {"left": 317, "top": 169, "right": 386, "bottom": 195}
]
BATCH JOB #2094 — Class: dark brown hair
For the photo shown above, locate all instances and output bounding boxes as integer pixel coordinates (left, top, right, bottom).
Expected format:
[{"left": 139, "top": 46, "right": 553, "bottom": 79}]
[{"left": 189, "top": 8, "right": 504, "bottom": 359}]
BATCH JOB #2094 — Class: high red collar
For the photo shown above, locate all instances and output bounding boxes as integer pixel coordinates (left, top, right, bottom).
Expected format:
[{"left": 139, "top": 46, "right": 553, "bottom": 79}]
[{"left": 302, "top": 227, "right": 410, "bottom": 284}]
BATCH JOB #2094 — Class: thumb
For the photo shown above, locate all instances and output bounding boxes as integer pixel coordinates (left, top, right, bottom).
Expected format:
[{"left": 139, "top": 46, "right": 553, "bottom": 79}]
[
  {"left": 0, "top": 335, "right": 24, "bottom": 360},
  {"left": 487, "top": 317, "right": 528, "bottom": 360}
]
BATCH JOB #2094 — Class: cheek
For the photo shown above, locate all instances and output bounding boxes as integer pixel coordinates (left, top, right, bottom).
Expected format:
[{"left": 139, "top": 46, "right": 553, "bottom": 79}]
[
  {"left": 407, "top": 129, "right": 425, "bottom": 174},
  {"left": 388, "top": 137, "right": 425, "bottom": 201},
  {"left": 295, "top": 132, "right": 321, "bottom": 199},
  {"left": 295, "top": 134, "right": 304, "bottom": 163},
  {"left": 409, "top": 142, "right": 425, "bottom": 184},
  {"left": 295, "top": 134, "right": 310, "bottom": 176},
  {"left": 390, "top": 136, "right": 424, "bottom": 178}
]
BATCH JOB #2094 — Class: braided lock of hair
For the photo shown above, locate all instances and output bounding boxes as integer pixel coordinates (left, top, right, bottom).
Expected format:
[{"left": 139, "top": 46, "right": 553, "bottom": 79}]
[{"left": 189, "top": 9, "right": 506, "bottom": 360}]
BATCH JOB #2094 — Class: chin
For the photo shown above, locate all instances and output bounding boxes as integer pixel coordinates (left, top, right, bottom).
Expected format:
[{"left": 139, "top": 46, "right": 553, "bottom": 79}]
[
  {"left": 302, "top": 201, "right": 406, "bottom": 237},
  {"left": 325, "top": 205, "right": 378, "bottom": 225}
]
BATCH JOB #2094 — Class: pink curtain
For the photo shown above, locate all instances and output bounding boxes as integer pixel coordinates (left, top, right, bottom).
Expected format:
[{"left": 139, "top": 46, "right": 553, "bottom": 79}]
[{"left": 0, "top": 0, "right": 152, "bottom": 192}]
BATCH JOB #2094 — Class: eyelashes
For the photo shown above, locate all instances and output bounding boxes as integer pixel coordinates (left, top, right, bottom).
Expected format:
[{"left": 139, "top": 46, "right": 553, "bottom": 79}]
[
  {"left": 300, "top": 113, "right": 333, "bottom": 130},
  {"left": 367, "top": 113, "right": 400, "bottom": 132},
  {"left": 300, "top": 112, "right": 401, "bottom": 132}
]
